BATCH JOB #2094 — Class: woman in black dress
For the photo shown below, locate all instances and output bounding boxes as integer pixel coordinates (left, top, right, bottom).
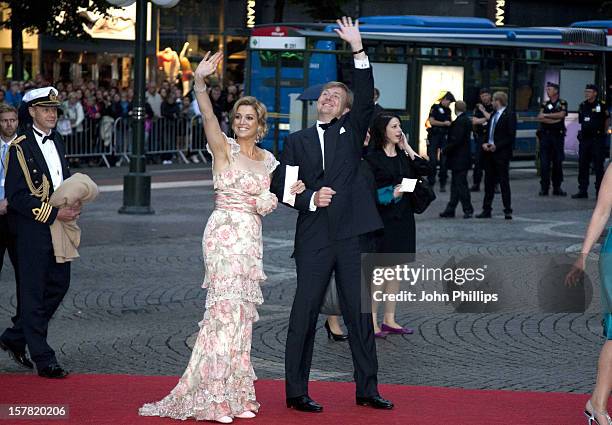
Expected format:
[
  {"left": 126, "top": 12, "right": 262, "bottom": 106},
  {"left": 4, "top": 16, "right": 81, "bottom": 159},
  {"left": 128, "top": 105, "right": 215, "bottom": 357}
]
[{"left": 366, "top": 113, "right": 430, "bottom": 337}]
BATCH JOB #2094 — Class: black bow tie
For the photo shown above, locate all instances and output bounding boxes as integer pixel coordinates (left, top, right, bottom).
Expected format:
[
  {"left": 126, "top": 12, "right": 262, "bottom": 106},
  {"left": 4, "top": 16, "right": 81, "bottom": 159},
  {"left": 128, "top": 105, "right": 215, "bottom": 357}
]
[
  {"left": 33, "top": 128, "right": 53, "bottom": 144},
  {"left": 318, "top": 118, "right": 338, "bottom": 131}
]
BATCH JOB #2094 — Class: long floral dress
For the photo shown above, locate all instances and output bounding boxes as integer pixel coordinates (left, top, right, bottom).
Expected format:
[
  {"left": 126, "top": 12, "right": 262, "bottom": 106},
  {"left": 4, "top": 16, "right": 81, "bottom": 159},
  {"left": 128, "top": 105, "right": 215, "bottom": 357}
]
[{"left": 139, "top": 135, "right": 279, "bottom": 421}]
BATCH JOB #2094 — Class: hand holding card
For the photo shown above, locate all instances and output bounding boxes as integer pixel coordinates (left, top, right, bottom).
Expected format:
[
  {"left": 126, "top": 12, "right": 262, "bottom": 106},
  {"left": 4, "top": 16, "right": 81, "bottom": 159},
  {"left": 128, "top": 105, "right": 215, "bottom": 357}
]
[
  {"left": 283, "top": 165, "right": 299, "bottom": 206},
  {"left": 399, "top": 178, "right": 418, "bottom": 193}
]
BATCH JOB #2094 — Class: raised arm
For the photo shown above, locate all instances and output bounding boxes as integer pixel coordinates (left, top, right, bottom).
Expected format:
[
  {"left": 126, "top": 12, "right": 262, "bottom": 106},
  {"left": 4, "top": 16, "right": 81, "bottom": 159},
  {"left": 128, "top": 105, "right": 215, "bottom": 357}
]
[
  {"left": 335, "top": 17, "right": 374, "bottom": 146},
  {"left": 179, "top": 42, "right": 189, "bottom": 59},
  {"left": 193, "top": 52, "right": 229, "bottom": 168}
]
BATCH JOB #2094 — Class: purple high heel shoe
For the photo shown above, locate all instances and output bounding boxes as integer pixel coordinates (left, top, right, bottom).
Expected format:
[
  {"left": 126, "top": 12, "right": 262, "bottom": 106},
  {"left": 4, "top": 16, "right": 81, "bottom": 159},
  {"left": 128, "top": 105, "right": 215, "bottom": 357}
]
[{"left": 381, "top": 323, "right": 414, "bottom": 335}]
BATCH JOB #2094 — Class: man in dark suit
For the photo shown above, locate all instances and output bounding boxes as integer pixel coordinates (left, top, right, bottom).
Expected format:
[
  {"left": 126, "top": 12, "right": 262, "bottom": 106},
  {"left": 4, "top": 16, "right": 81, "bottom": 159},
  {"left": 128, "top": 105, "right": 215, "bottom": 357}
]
[
  {"left": 476, "top": 91, "right": 515, "bottom": 220},
  {"left": 0, "top": 104, "right": 27, "bottom": 368},
  {"left": 440, "top": 101, "right": 474, "bottom": 218},
  {"left": 0, "top": 87, "right": 80, "bottom": 378},
  {"left": 271, "top": 17, "right": 392, "bottom": 412}
]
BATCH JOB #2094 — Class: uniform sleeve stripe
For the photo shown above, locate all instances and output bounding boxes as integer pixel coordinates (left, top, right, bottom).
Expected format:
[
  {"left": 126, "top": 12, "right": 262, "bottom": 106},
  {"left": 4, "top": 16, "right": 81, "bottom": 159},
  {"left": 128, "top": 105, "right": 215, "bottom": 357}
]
[
  {"left": 35, "top": 203, "right": 51, "bottom": 223},
  {"left": 40, "top": 204, "right": 52, "bottom": 223}
]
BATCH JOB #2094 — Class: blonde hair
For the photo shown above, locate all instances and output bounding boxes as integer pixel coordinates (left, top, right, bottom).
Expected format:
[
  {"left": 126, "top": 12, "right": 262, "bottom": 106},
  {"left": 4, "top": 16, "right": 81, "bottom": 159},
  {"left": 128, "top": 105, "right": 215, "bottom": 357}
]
[
  {"left": 492, "top": 91, "right": 508, "bottom": 106},
  {"left": 0, "top": 104, "right": 17, "bottom": 115},
  {"left": 231, "top": 96, "right": 268, "bottom": 141},
  {"left": 321, "top": 81, "right": 354, "bottom": 110}
]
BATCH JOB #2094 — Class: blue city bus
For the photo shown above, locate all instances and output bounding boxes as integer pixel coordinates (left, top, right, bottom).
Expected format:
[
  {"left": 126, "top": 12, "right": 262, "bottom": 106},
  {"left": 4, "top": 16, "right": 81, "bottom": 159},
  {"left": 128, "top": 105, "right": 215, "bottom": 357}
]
[{"left": 246, "top": 16, "right": 610, "bottom": 158}]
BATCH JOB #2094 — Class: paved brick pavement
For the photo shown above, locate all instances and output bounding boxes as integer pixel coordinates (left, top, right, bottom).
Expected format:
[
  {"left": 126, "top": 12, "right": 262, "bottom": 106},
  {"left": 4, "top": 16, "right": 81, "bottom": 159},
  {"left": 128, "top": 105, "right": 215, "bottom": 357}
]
[{"left": 0, "top": 163, "right": 608, "bottom": 394}]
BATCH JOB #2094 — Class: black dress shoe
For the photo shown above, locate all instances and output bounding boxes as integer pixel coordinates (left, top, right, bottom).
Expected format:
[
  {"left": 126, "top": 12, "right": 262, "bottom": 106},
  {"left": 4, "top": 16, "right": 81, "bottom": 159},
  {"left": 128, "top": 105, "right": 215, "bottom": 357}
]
[
  {"left": 475, "top": 211, "right": 492, "bottom": 219},
  {"left": 356, "top": 395, "right": 394, "bottom": 409},
  {"left": 0, "top": 340, "right": 33, "bottom": 369},
  {"left": 469, "top": 185, "right": 480, "bottom": 192},
  {"left": 571, "top": 192, "right": 588, "bottom": 199},
  {"left": 463, "top": 212, "right": 473, "bottom": 219},
  {"left": 439, "top": 211, "right": 455, "bottom": 218},
  {"left": 538, "top": 190, "right": 548, "bottom": 196},
  {"left": 38, "top": 364, "right": 69, "bottom": 379},
  {"left": 504, "top": 214, "right": 512, "bottom": 220},
  {"left": 286, "top": 395, "right": 323, "bottom": 412},
  {"left": 552, "top": 188, "right": 567, "bottom": 196}
]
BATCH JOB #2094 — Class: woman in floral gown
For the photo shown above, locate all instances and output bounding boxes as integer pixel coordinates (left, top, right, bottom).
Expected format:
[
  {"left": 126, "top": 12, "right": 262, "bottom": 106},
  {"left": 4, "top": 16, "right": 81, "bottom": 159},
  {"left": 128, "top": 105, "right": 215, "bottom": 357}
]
[{"left": 139, "top": 52, "right": 305, "bottom": 423}]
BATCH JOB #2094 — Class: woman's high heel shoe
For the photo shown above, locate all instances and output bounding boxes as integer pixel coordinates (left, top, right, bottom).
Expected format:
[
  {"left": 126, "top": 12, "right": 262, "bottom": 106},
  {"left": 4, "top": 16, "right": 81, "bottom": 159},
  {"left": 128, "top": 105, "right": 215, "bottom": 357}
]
[
  {"left": 324, "top": 320, "right": 349, "bottom": 341},
  {"left": 585, "top": 399, "right": 612, "bottom": 425},
  {"left": 235, "top": 411, "right": 256, "bottom": 419}
]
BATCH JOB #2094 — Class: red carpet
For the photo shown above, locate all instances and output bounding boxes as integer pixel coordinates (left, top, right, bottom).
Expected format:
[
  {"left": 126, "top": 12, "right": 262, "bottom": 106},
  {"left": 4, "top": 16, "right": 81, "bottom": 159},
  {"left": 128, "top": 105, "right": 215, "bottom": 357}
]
[{"left": 0, "top": 374, "right": 593, "bottom": 424}]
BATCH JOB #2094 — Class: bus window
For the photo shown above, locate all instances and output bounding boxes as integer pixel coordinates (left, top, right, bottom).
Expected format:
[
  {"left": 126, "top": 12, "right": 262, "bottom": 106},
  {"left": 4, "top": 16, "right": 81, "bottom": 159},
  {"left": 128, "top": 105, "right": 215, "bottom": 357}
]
[
  {"left": 486, "top": 53, "right": 511, "bottom": 94},
  {"left": 372, "top": 62, "right": 408, "bottom": 110},
  {"left": 514, "top": 62, "right": 542, "bottom": 112},
  {"left": 376, "top": 45, "right": 408, "bottom": 63}
]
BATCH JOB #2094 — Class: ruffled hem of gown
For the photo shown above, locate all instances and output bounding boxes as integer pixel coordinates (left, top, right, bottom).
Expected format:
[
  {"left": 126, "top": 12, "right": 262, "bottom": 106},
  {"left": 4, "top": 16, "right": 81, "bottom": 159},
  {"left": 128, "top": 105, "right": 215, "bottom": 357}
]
[
  {"left": 139, "top": 300, "right": 260, "bottom": 421},
  {"left": 138, "top": 379, "right": 260, "bottom": 421}
]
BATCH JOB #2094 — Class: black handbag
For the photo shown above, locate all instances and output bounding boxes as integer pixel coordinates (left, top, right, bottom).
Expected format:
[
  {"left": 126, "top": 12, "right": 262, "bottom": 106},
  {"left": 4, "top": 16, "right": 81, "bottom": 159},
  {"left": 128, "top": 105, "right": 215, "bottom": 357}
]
[
  {"left": 397, "top": 152, "right": 435, "bottom": 214},
  {"left": 410, "top": 178, "right": 436, "bottom": 214}
]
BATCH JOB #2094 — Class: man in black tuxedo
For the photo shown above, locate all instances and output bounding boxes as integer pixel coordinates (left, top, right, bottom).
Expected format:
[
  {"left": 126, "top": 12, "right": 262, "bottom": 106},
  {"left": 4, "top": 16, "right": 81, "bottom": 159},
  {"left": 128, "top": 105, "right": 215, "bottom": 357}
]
[
  {"left": 476, "top": 91, "right": 515, "bottom": 220},
  {"left": 0, "top": 87, "right": 80, "bottom": 378},
  {"left": 271, "top": 17, "right": 392, "bottom": 412},
  {"left": 440, "top": 101, "right": 474, "bottom": 218}
]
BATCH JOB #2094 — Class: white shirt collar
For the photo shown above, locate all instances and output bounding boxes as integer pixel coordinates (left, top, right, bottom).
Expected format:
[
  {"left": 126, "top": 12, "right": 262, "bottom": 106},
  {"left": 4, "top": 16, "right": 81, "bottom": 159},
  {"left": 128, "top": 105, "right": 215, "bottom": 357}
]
[
  {"left": 32, "top": 124, "right": 52, "bottom": 138},
  {"left": 0, "top": 133, "right": 16, "bottom": 145}
]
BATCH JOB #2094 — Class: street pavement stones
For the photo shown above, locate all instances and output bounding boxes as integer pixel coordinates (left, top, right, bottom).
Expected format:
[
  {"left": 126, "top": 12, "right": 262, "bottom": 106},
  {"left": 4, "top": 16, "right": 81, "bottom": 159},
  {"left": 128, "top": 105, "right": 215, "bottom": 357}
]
[{"left": 0, "top": 163, "right": 607, "bottom": 393}]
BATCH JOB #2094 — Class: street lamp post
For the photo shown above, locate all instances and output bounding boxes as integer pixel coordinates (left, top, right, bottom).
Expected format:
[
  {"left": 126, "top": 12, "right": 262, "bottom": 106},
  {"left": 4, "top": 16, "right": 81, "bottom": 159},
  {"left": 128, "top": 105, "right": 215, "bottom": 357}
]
[{"left": 119, "top": 0, "right": 154, "bottom": 214}]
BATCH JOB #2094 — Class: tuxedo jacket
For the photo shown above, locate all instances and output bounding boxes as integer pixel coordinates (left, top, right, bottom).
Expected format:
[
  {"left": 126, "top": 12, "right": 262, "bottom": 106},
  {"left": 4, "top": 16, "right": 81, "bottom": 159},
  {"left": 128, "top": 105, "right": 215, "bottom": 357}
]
[
  {"left": 271, "top": 65, "right": 383, "bottom": 254},
  {"left": 444, "top": 113, "right": 472, "bottom": 171},
  {"left": 5, "top": 128, "right": 71, "bottom": 238},
  {"left": 484, "top": 108, "right": 516, "bottom": 161}
]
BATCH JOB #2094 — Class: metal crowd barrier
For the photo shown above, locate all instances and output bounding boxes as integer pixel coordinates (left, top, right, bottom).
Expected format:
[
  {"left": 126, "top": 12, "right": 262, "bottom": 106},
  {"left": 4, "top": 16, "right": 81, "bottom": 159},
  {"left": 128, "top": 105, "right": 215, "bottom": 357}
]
[
  {"left": 62, "top": 117, "right": 112, "bottom": 168},
  {"left": 189, "top": 116, "right": 210, "bottom": 163},
  {"left": 114, "top": 116, "right": 209, "bottom": 165},
  {"left": 63, "top": 115, "right": 212, "bottom": 168}
]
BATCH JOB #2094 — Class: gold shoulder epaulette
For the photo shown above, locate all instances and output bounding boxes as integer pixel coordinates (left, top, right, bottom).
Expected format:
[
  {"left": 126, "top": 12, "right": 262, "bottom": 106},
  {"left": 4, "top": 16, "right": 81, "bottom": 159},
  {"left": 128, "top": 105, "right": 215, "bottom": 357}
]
[
  {"left": 11, "top": 135, "right": 26, "bottom": 145},
  {"left": 1, "top": 135, "right": 24, "bottom": 176},
  {"left": 11, "top": 138, "right": 50, "bottom": 201}
]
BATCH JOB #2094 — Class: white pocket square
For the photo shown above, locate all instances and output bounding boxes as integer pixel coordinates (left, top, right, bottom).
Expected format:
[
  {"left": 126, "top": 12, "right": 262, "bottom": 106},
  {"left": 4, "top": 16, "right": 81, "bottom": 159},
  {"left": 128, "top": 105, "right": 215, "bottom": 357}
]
[{"left": 339, "top": 127, "right": 346, "bottom": 134}]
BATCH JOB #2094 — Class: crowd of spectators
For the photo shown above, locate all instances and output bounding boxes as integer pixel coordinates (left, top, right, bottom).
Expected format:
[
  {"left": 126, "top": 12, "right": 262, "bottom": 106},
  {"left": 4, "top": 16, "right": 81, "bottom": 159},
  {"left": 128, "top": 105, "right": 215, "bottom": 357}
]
[{"left": 0, "top": 74, "right": 245, "bottom": 166}]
